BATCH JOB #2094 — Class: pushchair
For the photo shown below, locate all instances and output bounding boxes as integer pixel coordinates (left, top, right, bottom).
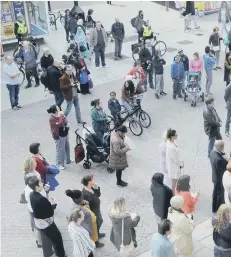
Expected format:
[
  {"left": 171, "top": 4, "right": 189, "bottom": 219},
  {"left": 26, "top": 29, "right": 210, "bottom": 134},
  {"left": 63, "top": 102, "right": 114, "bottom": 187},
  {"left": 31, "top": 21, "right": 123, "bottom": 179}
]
[
  {"left": 183, "top": 71, "right": 204, "bottom": 107},
  {"left": 75, "top": 123, "right": 114, "bottom": 173}
]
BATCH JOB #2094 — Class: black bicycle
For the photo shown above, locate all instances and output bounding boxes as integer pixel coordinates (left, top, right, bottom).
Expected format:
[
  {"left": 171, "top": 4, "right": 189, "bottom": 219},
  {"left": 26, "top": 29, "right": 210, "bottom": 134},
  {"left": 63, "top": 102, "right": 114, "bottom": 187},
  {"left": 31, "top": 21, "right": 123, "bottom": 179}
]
[
  {"left": 13, "top": 35, "right": 40, "bottom": 57},
  {"left": 14, "top": 57, "right": 42, "bottom": 87},
  {"left": 49, "top": 10, "right": 65, "bottom": 30},
  {"left": 131, "top": 32, "right": 167, "bottom": 61}
]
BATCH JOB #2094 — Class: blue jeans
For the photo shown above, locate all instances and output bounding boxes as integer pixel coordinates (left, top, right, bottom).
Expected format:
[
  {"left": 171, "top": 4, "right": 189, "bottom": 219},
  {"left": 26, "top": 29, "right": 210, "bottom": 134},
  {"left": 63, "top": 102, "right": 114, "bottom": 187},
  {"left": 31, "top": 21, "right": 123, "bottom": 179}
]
[
  {"left": 214, "top": 247, "right": 231, "bottom": 257},
  {"left": 53, "top": 91, "right": 64, "bottom": 109},
  {"left": 6, "top": 84, "right": 20, "bottom": 108},
  {"left": 64, "top": 96, "right": 82, "bottom": 122},
  {"left": 94, "top": 46, "right": 106, "bottom": 67},
  {"left": 208, "top": 131, "right": 222, "bottom": 157}
]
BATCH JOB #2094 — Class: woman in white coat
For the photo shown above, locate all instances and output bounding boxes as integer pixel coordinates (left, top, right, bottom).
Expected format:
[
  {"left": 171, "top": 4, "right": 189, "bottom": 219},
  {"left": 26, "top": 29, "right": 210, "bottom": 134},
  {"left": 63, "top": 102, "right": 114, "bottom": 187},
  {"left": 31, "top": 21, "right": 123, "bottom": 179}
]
[
  {"left": 166, "top": 128, "right": 184, "bottom": 192},
  {"left": 168, "top": 196, "right": 194, "bottom": 257}
]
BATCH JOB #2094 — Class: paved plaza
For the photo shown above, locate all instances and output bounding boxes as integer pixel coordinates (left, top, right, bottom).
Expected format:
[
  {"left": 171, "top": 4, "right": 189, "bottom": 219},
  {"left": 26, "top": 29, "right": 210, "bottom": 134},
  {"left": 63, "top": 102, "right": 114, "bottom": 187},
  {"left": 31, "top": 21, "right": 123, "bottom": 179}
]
[{"left": 1, "top": 1, "right": 231, "bottom": 257}]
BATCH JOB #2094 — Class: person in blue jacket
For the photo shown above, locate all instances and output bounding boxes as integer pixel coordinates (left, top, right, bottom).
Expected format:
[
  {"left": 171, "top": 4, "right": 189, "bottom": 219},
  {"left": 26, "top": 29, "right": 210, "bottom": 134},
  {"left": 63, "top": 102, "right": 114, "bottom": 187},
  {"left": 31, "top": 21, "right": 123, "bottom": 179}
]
[
  {"left": 171, "top": 55, "right": 184, "bottom": 100},
  {"left": 203, "top": 46, "right": 216, "bottom": 96},
  {"left": 108, "top": 91, "right": 121, "bottom": 123}
]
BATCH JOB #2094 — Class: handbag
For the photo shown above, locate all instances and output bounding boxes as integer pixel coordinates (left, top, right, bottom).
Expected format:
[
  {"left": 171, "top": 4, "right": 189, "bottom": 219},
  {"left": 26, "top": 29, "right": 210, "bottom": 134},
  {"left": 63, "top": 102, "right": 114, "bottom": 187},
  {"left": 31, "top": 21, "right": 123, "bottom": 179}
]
[
  {"left": 213, "top": 45, "right": 220, "bottom": 52},
  {"left": 80, "top": 45, "right": 86, "bottom": 52},
  {"left": 74, "top": 135, "right": 85, "bottom": 164},
  {"left": 88, "top": 76, "right": 93, "bottom": 89},
  {"left": 120, "top": 218, "right": 134, "bottom": 257}
]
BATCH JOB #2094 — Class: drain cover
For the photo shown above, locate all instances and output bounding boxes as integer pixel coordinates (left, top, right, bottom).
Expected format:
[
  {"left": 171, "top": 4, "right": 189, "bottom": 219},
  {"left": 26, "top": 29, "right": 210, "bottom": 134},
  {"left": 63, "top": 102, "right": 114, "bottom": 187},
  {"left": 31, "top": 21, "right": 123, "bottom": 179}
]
[
  {"left": 177, "top": 40, "right": 193, "bottom": 45},
  {"left": 167, "top": 47, "right": 177, "bottom": 52},
  {"left": 195, "top": 33, "right": 204, "bottom": 36}
]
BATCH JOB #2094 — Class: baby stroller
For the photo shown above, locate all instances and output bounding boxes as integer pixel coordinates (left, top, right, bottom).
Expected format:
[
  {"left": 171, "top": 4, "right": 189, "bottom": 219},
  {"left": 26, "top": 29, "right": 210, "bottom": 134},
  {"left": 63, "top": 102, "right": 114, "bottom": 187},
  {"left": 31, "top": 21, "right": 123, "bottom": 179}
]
[
  {"left": 183, "top": 71, "right": 204, "bottom": 107},
  {"left": 75, "top": 124, "right": 114, "bottom": 173}
]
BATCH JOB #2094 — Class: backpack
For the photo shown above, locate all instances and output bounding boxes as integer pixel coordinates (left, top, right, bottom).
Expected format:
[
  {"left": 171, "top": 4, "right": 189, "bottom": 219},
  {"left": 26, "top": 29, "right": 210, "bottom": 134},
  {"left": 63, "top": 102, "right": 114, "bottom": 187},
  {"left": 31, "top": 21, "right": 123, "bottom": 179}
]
[{"left": 40, "top": 69, "right": 49, "bottom": 88}]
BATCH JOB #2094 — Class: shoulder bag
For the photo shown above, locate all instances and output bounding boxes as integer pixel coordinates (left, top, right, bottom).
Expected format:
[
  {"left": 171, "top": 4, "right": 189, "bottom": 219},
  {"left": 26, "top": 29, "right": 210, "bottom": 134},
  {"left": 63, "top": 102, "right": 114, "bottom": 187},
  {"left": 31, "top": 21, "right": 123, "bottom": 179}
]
[{"left": 120, "top": 218, "right": 134, "bottom": 257}]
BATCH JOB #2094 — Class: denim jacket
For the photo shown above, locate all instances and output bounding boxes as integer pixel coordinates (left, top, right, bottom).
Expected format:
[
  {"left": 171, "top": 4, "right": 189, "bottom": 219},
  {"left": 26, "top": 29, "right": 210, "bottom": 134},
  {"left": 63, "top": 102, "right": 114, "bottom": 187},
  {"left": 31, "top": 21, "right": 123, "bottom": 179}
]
[{"left": 108, "top": 99, "right": 121, "bottom": 116}]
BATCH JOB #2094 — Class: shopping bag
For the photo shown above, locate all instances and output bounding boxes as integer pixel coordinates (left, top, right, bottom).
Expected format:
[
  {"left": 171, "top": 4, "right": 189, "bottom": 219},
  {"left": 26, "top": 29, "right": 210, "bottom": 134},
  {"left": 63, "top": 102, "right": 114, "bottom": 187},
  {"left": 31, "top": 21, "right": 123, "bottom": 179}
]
[
  {"left": 74, "top": 135, "right": 85, "bottom": 163},
  {"left": 88, "top": 77, "right": 93, "bottom": 89}
]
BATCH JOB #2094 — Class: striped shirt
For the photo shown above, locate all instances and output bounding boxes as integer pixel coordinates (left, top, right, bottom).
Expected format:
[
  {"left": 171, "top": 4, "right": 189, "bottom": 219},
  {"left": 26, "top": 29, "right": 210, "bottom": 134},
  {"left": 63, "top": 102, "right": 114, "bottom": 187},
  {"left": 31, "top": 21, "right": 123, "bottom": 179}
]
[{"left": 68, "top": 222, "right": 94, "bottom": 257}]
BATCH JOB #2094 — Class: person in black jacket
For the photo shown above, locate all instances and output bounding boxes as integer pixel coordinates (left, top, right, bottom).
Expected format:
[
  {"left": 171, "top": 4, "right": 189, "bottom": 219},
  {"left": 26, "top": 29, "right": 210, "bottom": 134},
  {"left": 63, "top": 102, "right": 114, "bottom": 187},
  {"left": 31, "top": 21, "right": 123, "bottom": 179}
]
[
  {"left": 64, "top": 9, "right": 71, "bottom": 42},
  {"left": 185, "top": 1, "right": 199, "bottom": 29},
  {"left": 111, "top": 18, "right": 125, "bottom": 60},
  {"left": 82, "top": 175, "right": 105, "bottom": 240},
  {"left": 47, "top": 60, "right": 64, "bottom": 109},
  {"left": 28, "top": 177, "right": 66, "bottom": 257},
  {"left": 178, "top": 49, "right": 189, "bottom": 92},
  {"left": 212, "top": 204, "right": 231, "bottom": 256},
  {"left": 150, "top": 173, "right": 173, "bottom": 223},
  {"left": 139, "top": 40, "right": 154, "bottom": 91},
  {"left": 86, "top": 9, "right": 96, "bottom": 29},
  {"left": 210, "top": 141, "right": 229, "bottom": 213},
  {"left": 153, "top": 50, "right": 167, "bottom": 99},
  {"left": 203, "top": 98, "right": 222, "bottom": 157},
  {"left": 40, "top": 48, "right": 54, "bottom": 70}
]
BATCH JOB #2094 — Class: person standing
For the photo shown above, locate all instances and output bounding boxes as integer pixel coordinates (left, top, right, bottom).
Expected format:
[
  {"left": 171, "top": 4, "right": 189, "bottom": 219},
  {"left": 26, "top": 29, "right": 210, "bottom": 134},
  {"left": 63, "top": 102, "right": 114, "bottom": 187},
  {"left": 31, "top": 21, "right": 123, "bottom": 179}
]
[
  {"left": 178, "top": 49, "right": 189, "bottom": 91},
  {"left": 82, "top": 175, "right": 105, "bottom": 240},
  {"left": 86, "top": 9, "right": 96, "bottom": 29},
  {"left": 224, "top": 82, "right": 231, "bottom": 137},
  {"left": 189, "top": 52, "right": 203, "bottom": 86},
  {"left": 210, "top": 140, "right": 228, "bottom": 213},
  {"left": 175, "top": 175, "right": 200, "bottom": 217},
  {"left": 133, "top": 10, "right": 144, "bottom": 42},
  {"left": 47, "top": 60, "right": 64, "bottom": 109},
  {"left": 185, "top": 1, "right": 199, "bottom": 29},
  {"left": 159, "top": 131, "right": 170, "bottom": 186},
  {"left": 203, "top": 46, "right": 216, "bottom": 96},
  {"left": 47, "top": 105, "right": 72, "bottom": 170},
  {"left": 171, "top": 55, "right": 184, "bottom": 99},
  {"left": 68, "top": 12, "right": 78, "bottom": 36},
  {"left": 64, "top": 9, "right": 71, "bottom": 42},
  {"left": 75, "top": 25, "right": 91, "bottom": 60},
  {"left": 139, "top": 40, "right": 154, "bottom": 92},
  {"left": 218, "top": 1, "right": 231, "bottom": 37},
  {"left": 90, "top": 21, "right": 108, "bottom": 69},
  {"left": 60, "top": 65, "right": 84, "bottom": 124},
  {"left": 151, "top": 219, "right": 177, "bottom": 257},
  {"left": 17, "top": 41, "right": 39, "bottom": 88},
  {"left": 28, "top": 177, "right": 66, "bottom": 257},
  {"left": 224, "top": 52, "right": 231, "bottom": 87},
  {"left": 203, "top": 98, "right": 222, "bottom": 157},
  {"left": 65, "top": 189, "right": 104, "bottom": 248},
  {"left": 91, "top": 99, "right": 108, "bottom": 143},
  {"left": 150, "top": 173, "right": 173, "bottom": 223},
  {"left": 111, "top": 18, "right": 125, "bottom": 60},
  {"left": 168, "top": 196, "right": 194, "bottom": 257},
  {"left": 108, "top": 197, "right": 140, "bottom": 252},
  {"left": 109, "top": 126, "right": 131, "bottom": 187},
  {"left": 209, "top": 26, "right": 223, "bottom": 69},
  {"left": 3, "top": 55, "right": 21, "bottom": 110},
  {"left": 223, "top": 162, "right": 231, "bottom": 208},
  {"left": 166, "top": 128, "right": 184, "bottom": 192},
  {"left": 68, "top": 208, "right": 95, "bottom": 257},
  {"left": 14, "top": 13, "right": 28, "bottom": 43},
  {"left": 40, "top": 48, "right": 54, "bottom": 70},
  {"left": 153, "top": 50, "right": 167, "bottom": 99},
  {"left": 212, "top": 204, "right": 231, "bottom": 256}
]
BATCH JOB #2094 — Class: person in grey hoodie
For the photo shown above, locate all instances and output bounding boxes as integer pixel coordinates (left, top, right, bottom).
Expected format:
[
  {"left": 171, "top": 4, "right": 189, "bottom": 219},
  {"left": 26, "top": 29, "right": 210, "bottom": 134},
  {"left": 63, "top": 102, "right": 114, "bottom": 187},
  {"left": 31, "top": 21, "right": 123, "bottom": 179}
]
[
  {"left": 224, "top": 83, "right": 231, "bottom": 137},
  {"left": 108, "top": 197, "right": 140, "bottom": 252},
  {"left": 218, "top": 1, "right": 231, "bottom": 37},
  {"left": 17, "top": 40, "right": 39, "bottom": 88}
]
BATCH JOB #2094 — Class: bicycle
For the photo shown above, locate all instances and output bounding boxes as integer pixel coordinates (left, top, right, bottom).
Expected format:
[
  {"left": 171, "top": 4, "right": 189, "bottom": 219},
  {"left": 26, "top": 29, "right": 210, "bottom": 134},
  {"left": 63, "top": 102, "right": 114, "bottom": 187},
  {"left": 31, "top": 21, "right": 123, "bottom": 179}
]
[
  {"left": 13, "top": 35, "right": 40, "bottom": 57},
  {"left": 131, "top": 32, "right": 167, "bottom": 61},
  {"left": 49, "top": 10, "right": 65, "bottom": 30},
  {"left": 14, "top": 57, "right": 42, "bottom": 87}
]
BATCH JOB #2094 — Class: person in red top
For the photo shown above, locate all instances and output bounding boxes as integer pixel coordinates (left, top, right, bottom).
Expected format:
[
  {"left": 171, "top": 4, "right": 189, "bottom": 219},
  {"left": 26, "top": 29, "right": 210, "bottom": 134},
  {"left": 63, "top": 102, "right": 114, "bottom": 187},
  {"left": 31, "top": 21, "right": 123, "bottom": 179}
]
[
  {"left": 175, "top": 175, "right": 200, "bottom": 217},
  {"left": 29, "top": 142, "right": 49, "bottom": 181}
]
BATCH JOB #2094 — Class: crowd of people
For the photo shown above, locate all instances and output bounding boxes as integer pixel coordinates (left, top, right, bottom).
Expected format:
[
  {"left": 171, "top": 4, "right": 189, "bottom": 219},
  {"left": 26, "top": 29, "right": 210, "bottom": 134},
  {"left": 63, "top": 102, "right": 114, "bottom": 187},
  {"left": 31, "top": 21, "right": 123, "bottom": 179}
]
[{"left": 2, "top": 1, "right": 231, "bottom": 257}]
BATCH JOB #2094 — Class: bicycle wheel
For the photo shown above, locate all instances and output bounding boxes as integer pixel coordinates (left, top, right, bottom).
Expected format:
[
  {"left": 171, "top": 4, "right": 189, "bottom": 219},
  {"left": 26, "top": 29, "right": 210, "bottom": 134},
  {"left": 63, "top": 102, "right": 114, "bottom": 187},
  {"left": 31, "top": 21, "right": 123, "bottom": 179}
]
[
  {"left": 13, "top": 46, "right": 22, "bottom": 57},
  {"left": 120, "top": 105, "right": 128, "bottom": 119},
  {"left": 139, "top": 110, "right": 151, "bottom": 128},
  {"left": 60, "top": 16, "right": 65, "bottom": 27},
  {"left": 107, "top": 115, "right": 115, "bottom": 132},
  {"left": 129, "top": 119, "right": 143, "bottom": 136},
  {"left": 19, "top": 69, "right": 25, "bottom": 87},
  {"left": 132, "top": 46, "right": 141, "bottom": 61},
  {"left": 154, "top": 40, "right": 167, "bottom": 56},
  {"left": 33, "top": 42, "right": 40, "bottom": 55}
]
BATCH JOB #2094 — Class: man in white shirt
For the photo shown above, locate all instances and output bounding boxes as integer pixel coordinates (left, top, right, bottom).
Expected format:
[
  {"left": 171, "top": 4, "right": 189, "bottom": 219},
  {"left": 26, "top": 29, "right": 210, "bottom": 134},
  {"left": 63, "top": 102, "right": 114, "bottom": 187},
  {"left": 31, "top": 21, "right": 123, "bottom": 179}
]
[{"left": 3, "top": 56, "right": 21, "bottom": 110}]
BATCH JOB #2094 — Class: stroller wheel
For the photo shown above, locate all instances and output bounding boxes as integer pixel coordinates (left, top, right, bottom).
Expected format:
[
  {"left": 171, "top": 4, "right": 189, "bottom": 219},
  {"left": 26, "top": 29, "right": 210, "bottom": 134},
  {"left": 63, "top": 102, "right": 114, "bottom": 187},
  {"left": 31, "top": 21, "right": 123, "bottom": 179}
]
[
  {"left": 83, "top": 161, "right": 91, "bottom": 169},
  {"left": 107, "top": 167, "right": 114, "bottom": 173}
]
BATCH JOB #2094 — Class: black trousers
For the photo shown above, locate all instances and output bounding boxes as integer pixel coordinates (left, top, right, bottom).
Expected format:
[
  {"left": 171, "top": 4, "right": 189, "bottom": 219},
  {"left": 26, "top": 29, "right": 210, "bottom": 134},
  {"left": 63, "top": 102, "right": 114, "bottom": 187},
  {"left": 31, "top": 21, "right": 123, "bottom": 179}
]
[
  {"left": 95, "top": 210, "right": 103, "bottom": 233},
  {"left": 212, "top": 182, "right": 225, "bottom": 213},
  {"left": 25, "top": 67, "right": 39, "bottom": 85},
  {"left": 40, "top": 222, "right": 65, "bottom": 257},
  {"left": 116, "top": 169, "right": 123, "bottom": 183},
  {"left": 88, "top": 252, "right": 94, "bottom": 257},
  {"left": 65, "top": 29, "right": 70, "bottom": 42}
]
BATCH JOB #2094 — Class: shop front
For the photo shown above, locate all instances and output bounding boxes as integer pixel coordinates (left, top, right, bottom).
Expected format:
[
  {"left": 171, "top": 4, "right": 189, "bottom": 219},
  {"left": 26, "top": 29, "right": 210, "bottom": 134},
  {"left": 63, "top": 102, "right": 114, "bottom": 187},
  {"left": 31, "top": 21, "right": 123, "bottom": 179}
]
[{"left": 1, "top": 1, "right": 49, "bottom": 45}]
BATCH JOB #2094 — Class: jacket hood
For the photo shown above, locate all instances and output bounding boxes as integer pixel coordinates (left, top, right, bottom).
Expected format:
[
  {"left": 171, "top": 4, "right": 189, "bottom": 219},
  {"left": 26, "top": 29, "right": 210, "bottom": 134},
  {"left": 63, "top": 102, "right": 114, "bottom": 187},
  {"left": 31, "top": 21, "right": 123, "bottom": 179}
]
[{"left": 108, "top": 206, "right": 130, "bottom": 219}]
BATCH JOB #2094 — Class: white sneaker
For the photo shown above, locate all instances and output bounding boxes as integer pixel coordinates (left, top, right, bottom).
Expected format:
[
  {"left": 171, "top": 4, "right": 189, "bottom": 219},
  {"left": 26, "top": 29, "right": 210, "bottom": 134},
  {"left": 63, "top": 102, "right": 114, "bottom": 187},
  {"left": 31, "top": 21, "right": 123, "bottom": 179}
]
[
  {"left": 59, "top": 166, "right": 65, "bottom": 170},
  {"left": 96, "top": 67, "right": 100, "bottom": 70}
]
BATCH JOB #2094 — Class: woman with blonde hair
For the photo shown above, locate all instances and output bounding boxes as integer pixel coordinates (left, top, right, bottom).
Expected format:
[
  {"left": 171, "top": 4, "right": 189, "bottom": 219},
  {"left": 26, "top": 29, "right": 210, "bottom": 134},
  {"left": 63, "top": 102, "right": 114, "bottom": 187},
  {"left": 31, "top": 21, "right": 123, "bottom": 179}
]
[
  {"left": 23, "top": 157, "right": 41, "bottom": 184},
  {"left": 108, "top": 197, "right": 140, "bottom": 253},
  {"left": 212, "top": 204, "right": 231, "bottom": 256},
  {"left": 68, "top": 208, "right": 95, "bottom": 257}
]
